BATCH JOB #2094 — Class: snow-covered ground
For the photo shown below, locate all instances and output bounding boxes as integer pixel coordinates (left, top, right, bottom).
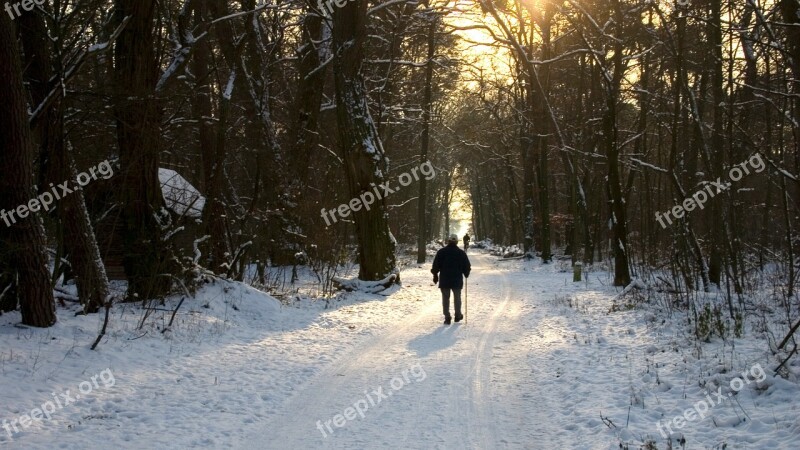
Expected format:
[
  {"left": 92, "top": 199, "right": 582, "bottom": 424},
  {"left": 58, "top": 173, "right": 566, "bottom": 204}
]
[{"left": 1, "top": 252, "right": 798, "bottom": 449}]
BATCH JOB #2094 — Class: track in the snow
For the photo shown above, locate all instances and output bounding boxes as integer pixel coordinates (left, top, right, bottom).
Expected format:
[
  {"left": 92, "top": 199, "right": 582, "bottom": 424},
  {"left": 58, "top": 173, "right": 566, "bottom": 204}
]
[{"left": 241, "top": 254, "right": 517, "bottom": 450}]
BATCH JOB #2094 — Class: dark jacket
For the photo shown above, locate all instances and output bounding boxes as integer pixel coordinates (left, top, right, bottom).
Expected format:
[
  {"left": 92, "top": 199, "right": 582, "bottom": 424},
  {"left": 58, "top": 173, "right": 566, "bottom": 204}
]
[{"left": 431, "top": 243, "right": 471, "bottom": 289}]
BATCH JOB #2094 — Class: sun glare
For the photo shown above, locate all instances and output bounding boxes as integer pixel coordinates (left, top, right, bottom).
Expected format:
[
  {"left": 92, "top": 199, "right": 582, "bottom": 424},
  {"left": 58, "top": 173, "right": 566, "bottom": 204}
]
[{"left": 445, "top": 0, "right": 514, "bottom": 77}]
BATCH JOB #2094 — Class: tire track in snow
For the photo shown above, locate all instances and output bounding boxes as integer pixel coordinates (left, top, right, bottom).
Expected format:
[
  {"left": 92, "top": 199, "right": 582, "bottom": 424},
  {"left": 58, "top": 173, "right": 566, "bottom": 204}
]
[{"left": 457, "top": 254, "right": 514, "bottom": 449}]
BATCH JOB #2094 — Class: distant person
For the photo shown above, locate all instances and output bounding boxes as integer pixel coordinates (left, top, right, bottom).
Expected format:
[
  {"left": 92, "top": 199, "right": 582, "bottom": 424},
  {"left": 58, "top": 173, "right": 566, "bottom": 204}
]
[
  {"left": 463, "top": 234, "right": 470, "bottom": 251},
  {"left": 431, "top": 234, "right": 471, "bottom": 325}
]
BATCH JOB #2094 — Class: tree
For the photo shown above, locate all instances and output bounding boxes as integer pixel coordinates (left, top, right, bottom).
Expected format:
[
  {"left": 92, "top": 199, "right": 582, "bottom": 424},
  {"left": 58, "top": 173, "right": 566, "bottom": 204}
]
[
  {"left": 0, "top": 12, "right": 57, "bottom": 327},
  {"left": 18, "top": 6, "right": 110, "bottom": 314},
  {"left": 332, "top": 0, "right": 397, "bottom": 281},
  {"left": 113, "top": 0, "right": 171, "bottom": 299},
  {"left": 417, "top": 5, "right": 438, "bottom": 264}
]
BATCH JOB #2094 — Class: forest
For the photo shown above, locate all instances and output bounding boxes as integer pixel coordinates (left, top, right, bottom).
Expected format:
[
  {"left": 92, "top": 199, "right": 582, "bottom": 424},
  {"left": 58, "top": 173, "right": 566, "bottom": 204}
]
[{"left": 0, "top": 0, "right": 798, "bottom": 362}]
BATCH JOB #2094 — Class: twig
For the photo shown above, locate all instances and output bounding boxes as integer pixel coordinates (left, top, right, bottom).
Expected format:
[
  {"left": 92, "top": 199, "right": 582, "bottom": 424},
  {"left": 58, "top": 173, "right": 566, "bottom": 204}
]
[
  {"left": 774, "top": 342, "right": 798, "bottom": 375},
  {"left": 29, "top": 16, "right": 131, "bottom": 127},
  {"left": 162, "top": 297, "right": 186, "bottom": 334},
  {"left": 600, "top": 412, "right": 616, "bottom": 429},
  {"left": 777, "top": 316, "right": 800, "bottom": 350},
  {"left": 90, "top": 297, "right": 113, "bottom": 350},
  {"left": 128, "top": 331, "right": 148, "bottom": 341}
]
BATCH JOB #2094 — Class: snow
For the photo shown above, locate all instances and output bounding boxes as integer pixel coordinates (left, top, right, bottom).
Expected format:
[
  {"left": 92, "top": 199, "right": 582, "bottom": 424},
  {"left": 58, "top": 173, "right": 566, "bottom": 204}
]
[
  {"left": 223, "top": 71, "right": 236, "bottom": 101},
  {"left": 158, "top": 168, "right": 205, "bottom": 218},
  {"left": 1, "top": 253, "right": 798, "bottom": 449},
  {"left": 156, "top": 46, "right": 192, "bottom": 93},
  {"left": 630, "top": 157, "right": 668, "bottom": 173},
  {"left": 86, "top": 43, "right": 108, "bottom": 53}
]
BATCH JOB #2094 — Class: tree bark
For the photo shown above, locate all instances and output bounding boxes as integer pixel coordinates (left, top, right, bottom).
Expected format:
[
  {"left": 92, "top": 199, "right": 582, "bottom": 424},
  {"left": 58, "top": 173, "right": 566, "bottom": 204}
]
[
  {"left": 19, "top": 8, "right": 110, "bottom": 314},
  {"left": 603, "top": 2, "right": 631, "bottom": 287},
  {"left": 114, "top": 0, "right": 171, "bottom": 299},
  {"left": 190, "top": 0, "right": 230, "bottom": 273},
  {"left": 332, "top": 0, "right": 397, "bottom": 281},
  {"left": 0, "top": 12, "right": 57, "bottom": 326},
  {"left": 290, "top": 9, "right": 329, "bottom": 189},
  {"left": 706, "top": 0, "right": 726, "bottom": 287},
  {"left": 534, "top": 7, "right": 554, "bottom": 263},
  {"left": 417, "top": 10, "right": 436, "bottom": 264}
]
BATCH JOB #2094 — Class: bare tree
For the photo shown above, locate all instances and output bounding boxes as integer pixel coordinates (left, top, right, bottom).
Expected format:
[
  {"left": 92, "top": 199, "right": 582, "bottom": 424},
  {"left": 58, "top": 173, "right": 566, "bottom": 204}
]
[
  {"left": 332, "top": 0, "right": 397, "bottom": 281},
  {"left": 18, "top": 6, "right": 110, "bottom": 314},
  {"left": 113, "top": 0, "right": 172, "bottom": 299},
  {"left": 0, "top": 12, "right": 56, "bottom": 327}
]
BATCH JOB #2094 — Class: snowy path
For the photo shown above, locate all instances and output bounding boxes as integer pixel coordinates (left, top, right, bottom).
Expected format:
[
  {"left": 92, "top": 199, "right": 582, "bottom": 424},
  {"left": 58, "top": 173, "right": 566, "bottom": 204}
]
[
  {"left": 237, "top": 253, "right": 656, "bottom": 449},
  {"left": 5, "top": 252, "right": 797, "bottom": 449},
  {"left": 240, "top": 254, "right": 519, "bottom": 449}
]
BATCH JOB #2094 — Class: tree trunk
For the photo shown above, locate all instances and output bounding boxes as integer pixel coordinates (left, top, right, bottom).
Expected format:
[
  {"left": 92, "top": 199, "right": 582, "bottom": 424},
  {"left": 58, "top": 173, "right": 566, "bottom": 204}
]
[
  {"left": 521, "top": 126, "right": 536, "bottom": 255},
  {"left": 780, "top": 0, "right": 800, "bottom": 154},
  {"left": 290, "top": 11, "right": 329, "bottom": 188},
  {"left": 605, "top": 97, "right": 631, "bottom": 287},
  {"left": 604, "top": 3, "right": 631, "bottom": 286},
  {"left": 706, "top": 0, "right": 726, "bottom": 287},
  {"left": 114, "top": 0, "right": 171, "bottom": 300},
  {"left": 444, "top": 173, "right": 452, "bottom": 239},
  {"left": 19, "top": 9, "right": 109, "bottom": 314},
  {"left": 332, "top": 0, "right": 397, "bottom": 281},
  {"left": 191, "top": 1, "right": 230, "bottom": 273},
  {"left": 517, "top": 65, "right": 536, "bottom": 255},
  {"left": 534, "top": 9, "right": 554, "bottom": 263},
  {"left": 0, "top": 12, "right": 56, "bottom": 326},
  {"left": 417, "top": 10, "right": 436, "bottom": 264}
]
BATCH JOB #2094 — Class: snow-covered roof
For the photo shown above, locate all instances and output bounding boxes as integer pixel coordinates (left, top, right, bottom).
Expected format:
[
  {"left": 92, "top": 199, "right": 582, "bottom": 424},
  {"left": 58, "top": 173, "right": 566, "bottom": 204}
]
[{"left": 159, "top": 168, "right": 205, "bottom": 218}]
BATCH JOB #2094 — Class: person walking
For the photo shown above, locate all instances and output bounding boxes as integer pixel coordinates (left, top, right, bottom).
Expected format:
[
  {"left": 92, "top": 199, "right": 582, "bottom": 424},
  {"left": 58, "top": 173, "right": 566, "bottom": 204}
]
[
  {"left": 463, "top": 234, "right": 470, "bottom": 251},
  {"left": 431, "top": 234, "right": 471, "bottom": 324}
]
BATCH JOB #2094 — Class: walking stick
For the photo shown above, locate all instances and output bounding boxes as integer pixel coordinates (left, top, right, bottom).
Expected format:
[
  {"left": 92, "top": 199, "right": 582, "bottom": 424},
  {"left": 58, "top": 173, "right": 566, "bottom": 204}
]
[{"left": 465, "top": 278, "right": 468, "bottom": 325}]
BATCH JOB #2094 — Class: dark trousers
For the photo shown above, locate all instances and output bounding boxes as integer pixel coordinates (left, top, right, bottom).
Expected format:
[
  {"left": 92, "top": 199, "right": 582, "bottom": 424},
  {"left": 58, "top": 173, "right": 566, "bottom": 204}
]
[{"left": 441, "top": 288, "right": 462, "bottom": 318}]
